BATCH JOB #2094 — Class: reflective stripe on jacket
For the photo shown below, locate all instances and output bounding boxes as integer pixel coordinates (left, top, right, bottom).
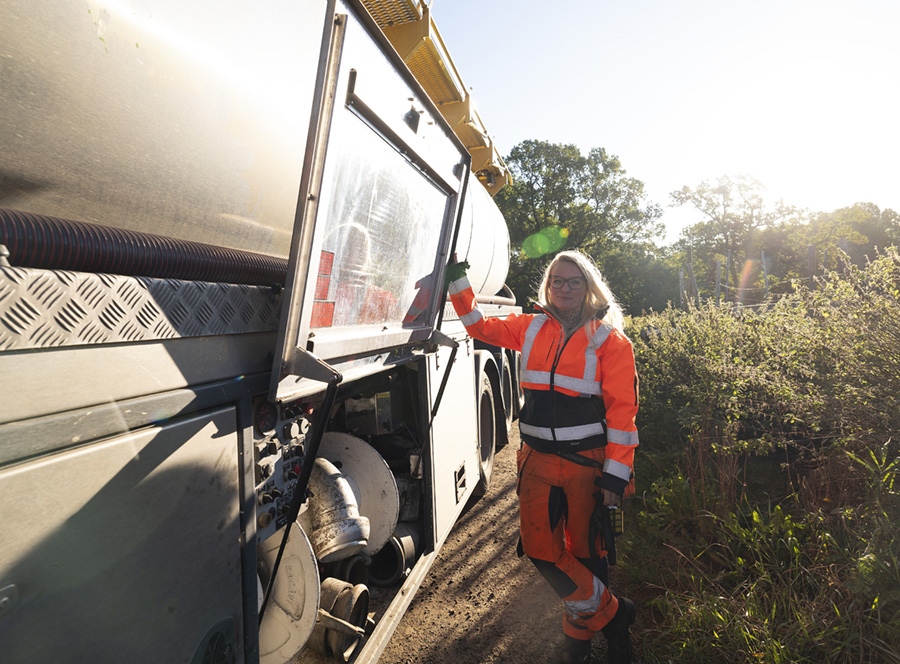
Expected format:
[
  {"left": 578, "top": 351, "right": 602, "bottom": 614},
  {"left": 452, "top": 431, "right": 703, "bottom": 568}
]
[{"left": 448, "top": 274, "right": 639, "bottom": 491}]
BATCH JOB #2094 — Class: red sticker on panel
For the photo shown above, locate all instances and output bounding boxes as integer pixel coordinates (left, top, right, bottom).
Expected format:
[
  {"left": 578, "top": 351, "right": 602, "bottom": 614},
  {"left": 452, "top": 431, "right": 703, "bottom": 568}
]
[
  {"left": 315, "top": 275, "right": 330, "bottom": 300},
  {"left": 319, "top": 251, "right": 335, "bottom": 276},
  {"left": 310, "top": 301, "right": 335, "bottom": 328}
]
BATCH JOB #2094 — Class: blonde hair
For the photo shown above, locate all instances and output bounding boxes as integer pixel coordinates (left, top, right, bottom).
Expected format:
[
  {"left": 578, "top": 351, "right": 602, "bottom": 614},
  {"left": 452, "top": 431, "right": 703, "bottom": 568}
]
[{"left": 537, "top": 250, "right": 625, "bottom": 331}]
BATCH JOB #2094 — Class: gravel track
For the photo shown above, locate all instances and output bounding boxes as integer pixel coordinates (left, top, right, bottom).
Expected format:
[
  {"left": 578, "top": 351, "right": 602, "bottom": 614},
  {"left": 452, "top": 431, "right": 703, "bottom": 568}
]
[{"left": 379, "top": 427, "right": 628, "bottom": 664}]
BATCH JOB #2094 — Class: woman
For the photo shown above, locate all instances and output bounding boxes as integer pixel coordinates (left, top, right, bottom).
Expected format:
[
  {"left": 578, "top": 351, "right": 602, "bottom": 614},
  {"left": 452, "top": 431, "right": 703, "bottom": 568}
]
[{"left": 447, "top": 250, "right": 638, "bottom": 664}]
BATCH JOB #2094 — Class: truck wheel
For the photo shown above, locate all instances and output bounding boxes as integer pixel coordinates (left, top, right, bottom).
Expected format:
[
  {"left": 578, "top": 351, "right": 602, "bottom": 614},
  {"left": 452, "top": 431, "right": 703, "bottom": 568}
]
[
  {"left": 500, "top": 358, "right": 514, "bottom": 434},
  {"left": 474, "top": 371, "right": 496, "bottom": 496},
  {"left": 514, "top": 352, "right": 526, "bottom": 415}
]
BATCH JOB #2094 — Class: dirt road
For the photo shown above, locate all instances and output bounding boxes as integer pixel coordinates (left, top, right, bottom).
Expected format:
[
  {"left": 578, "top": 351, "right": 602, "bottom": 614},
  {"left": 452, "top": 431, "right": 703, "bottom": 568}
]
[{"left": 379, "top": 428, "right": 626, "bottom": 664}]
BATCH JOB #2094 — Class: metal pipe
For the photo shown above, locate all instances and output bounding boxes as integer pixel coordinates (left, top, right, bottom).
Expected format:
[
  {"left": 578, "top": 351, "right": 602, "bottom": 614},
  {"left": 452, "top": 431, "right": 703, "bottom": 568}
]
[{"left": 474, "top": 293, "right": 516, "bottom": 306}]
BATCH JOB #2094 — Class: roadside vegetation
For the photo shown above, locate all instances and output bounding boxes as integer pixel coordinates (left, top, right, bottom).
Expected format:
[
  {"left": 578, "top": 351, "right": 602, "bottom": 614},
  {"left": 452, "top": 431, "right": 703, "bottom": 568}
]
[
  {"left": 622, "top": 249, "right": 900, "bottom": 663},
  {"left": 496, "top": 139, "right": 900, "bottom": 662}
]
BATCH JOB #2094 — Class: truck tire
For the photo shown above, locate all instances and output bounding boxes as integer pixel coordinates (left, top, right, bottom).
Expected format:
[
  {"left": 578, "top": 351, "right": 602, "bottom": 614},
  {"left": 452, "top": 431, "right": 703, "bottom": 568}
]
[
  {"left": 514, "top": 352, "right": 526, "bottom": 415},
  {"left": 500, "top": 356, "right": 514, "bottom": 434},
  {"left": 474, "top": 370, "right": 496, "bottom": 496}
]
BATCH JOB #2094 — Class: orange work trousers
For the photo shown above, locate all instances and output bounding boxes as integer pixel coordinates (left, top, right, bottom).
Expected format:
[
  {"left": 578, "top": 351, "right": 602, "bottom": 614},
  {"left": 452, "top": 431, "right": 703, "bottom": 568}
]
[{"left": 516, "top": 444, "right": 619, "bottom": 639}]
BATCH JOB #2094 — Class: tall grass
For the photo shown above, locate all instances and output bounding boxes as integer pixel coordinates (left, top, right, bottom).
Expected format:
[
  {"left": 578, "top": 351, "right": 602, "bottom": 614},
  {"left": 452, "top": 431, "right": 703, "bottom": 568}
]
[{"left": 622, "top": 247, "right": 900, "bottom": 663}]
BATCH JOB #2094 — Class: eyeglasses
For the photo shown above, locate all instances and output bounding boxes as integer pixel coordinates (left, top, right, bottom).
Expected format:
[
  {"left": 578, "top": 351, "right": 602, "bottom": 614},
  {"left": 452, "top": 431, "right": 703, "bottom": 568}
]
[{"left": 549, "top": 276, "right": 586, "bottom": 290}]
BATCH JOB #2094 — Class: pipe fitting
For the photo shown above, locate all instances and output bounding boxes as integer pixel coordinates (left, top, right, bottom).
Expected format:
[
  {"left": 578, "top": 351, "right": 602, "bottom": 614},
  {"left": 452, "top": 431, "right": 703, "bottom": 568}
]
[
  {"left": 310, "top": 578, "right": 370, "bottom": 662},
  {"left": 369, "top": 522, "right": 420, "bottom": 586},
  {"left": 307, "top": 458, "right": 370, "bottom": 563}
]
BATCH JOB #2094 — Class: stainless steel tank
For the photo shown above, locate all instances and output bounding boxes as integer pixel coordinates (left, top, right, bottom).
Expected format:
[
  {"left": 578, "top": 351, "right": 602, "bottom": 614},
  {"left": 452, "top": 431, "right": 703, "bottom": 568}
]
[{"left": 455, "top": 171, "right": 511, "bottom": 298}]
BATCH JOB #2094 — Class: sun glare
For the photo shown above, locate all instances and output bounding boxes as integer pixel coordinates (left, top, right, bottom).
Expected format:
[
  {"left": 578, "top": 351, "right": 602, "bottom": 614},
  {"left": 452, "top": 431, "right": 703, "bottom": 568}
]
[{"left": 671, "top": 3, "right": 898, "bottom": 216}]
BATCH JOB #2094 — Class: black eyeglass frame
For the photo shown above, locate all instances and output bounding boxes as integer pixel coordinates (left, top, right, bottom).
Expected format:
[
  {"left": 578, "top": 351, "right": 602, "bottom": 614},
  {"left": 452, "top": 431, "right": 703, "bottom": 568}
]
[{"left": 548, "top": 276, "right": 586, "bottom": 290}]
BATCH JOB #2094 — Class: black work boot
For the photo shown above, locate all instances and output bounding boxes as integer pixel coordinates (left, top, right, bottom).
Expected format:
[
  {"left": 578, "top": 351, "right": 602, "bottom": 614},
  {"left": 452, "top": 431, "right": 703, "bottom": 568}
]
[
  {"left": 601, "top": 597, "right": 636, "bottom": 664},
  {"left": 561, "top": 634, "right": 592, "bottom": 664}
]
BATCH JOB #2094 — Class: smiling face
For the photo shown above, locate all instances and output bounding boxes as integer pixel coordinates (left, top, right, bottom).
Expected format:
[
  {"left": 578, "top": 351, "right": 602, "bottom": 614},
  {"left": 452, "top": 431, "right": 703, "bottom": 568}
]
[{"left": 547, "top": 259, "right": 586, "bottom": 313}]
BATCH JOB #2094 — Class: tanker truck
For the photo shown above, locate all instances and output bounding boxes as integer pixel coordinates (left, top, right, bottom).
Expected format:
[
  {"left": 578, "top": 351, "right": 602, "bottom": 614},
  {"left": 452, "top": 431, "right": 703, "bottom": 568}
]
[{"left": 0, "top": 1, "right": 522, "bottom": 662}]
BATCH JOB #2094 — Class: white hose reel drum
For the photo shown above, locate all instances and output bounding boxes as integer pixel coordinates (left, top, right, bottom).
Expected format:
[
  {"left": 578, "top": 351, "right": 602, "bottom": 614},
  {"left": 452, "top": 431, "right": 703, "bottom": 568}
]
[
  {"left": 319, "top": 432, "right": 401, "bottom": 557},
  {"left": 257, "top": 522, "right": 320, "bottom": 664}
]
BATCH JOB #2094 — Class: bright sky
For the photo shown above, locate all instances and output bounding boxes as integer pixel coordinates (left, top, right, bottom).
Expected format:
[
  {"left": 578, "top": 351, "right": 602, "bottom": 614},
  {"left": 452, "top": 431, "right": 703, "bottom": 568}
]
[{"left": 433, "top": 0, "right": 900, "bottom": 243}]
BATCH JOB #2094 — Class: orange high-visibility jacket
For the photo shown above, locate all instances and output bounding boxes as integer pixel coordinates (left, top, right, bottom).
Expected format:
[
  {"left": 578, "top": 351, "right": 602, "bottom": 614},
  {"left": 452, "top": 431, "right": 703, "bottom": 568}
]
[{"left": 449, "top": 274, "right": 639, "bottom": 494}]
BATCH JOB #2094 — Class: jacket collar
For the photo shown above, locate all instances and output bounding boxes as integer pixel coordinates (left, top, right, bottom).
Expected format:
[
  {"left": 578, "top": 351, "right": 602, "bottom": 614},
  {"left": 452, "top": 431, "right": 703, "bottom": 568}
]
[{"left": 534, "top": 304, "right": 609, "bottom": 330}]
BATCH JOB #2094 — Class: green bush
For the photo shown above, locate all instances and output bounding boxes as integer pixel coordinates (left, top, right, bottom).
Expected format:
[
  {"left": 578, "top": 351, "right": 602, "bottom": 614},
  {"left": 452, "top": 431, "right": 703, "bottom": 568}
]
[{"left": 622, "top": 248, "right": 900, "bottom": 663}]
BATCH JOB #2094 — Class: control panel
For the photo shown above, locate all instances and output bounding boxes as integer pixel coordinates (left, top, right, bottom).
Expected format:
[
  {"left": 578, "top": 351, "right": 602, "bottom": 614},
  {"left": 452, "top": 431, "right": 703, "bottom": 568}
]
[{"left": 252, "top": 395, "right": 318, "bottom": 543}]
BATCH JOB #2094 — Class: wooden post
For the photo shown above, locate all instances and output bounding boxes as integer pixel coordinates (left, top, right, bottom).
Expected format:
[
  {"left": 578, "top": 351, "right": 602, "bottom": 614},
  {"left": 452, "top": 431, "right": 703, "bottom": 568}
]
[
  {"left": 725, "top": 249, "right": 732, "bottom": 303},
  {"left": 679, "top": 268, "right": 685, "bottom": 308},
  {"left": 807, "top": 245, "right": 815, "bottom": 282},
  {"left": 688, "top": 261, "right": 700, "bottom": 306},
  {"left": 715, "top": 260, "right": 722, "bottom": 305},
  {"left": 761, "top": 251, "right": 769, "bottom": 296},
  {"left": 686, "top": 247, "right": 693, "bottom": 302}
]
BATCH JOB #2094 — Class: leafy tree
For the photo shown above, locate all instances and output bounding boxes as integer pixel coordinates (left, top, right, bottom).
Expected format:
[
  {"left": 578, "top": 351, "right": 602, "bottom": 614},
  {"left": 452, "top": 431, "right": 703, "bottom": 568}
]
[
  {"left": 671, "top": 175, "right": 802, "bottom": 304},
  {"left": 494, "top": 140, "right": 668, "bottom": 312},
  {"left": 749, "top": 203, "right": 900, "bottom": 293},
  {"left": 855, "top": 202, "right": 900, "bottom": 249},
  {"left": 807, "top": 203, "right": 900, "bottom": 268},
  {"left": 597, "top": 242, "right": 680, "bottom": 314}
]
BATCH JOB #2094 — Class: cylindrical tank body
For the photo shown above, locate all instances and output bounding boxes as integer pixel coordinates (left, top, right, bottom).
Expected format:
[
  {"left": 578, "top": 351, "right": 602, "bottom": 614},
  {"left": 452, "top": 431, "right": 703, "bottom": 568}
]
[
  {"left": 0, "top": 2, "right": 513, "bottom": 288},
  {"left": 0, "top": 0, "right": 325, "bottom": 259},
  {"left": 454, "top": 171, "right": 511, "bottom": 298}
]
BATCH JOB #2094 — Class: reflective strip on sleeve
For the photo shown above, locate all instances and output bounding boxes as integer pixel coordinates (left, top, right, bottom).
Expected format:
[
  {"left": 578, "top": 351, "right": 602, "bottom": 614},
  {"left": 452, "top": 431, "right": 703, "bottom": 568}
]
[
  {"left": 607, "top": 427, "right": 639, "bottom": 446},
  {"left": 447, "top": 276, "right": 471, "bottom": 296},
  {"left": 519, "top": 421, "right": 606, "bottom": 442},
  {"left": 603, "top": 458, "right": 632, "bottom": 481},
  {"left": 520, "top": 315, "right": 547, "bottom": 371},
  {"left": 460, "top": 308, "right": 484, "bottom": 327}
]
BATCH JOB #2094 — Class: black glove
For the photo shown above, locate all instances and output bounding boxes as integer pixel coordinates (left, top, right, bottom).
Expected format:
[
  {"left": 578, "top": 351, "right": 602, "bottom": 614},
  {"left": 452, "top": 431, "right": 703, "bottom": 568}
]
[
  {"left": 596, "top": 470, "right": 629, "bottom": 497},
  {"left": 589, "top": 478, "right": 620, "bottom": 565}
]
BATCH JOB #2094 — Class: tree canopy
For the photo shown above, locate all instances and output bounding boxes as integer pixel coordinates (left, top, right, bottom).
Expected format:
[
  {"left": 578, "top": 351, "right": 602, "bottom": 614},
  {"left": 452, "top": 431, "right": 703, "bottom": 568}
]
[
  {"left": 670, "top": 175, "right": 801, "bottom": 298},
  {"left": 494, "top": 140, "right": 670, "bottom": 313},
  {"left": 493, "top": 141, "right": 899, "bottom": 314},
  {"left": 671, "top": 175, "right": 900, "bottom": 304}
]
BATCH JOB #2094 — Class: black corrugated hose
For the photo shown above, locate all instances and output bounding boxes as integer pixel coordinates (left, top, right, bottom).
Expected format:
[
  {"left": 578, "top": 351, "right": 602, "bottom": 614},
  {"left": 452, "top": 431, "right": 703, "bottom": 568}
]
[{"left": 0, "top": 207, "right": 288, "bottom": 285}]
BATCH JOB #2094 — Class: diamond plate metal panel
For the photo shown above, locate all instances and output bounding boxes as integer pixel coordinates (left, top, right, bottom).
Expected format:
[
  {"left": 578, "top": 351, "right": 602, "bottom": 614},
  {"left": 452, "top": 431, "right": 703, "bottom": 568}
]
[{"left": 0, "top": 266, "right": 282, "bottom": 351}]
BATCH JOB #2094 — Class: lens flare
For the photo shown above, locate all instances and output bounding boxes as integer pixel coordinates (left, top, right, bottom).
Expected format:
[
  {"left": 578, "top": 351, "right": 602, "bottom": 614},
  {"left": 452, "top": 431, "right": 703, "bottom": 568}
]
[
  {"left": 521, "top": 226, "right": 568, "bottom": 258},
  {"left": 736, "top": 259, "right": 756, "bottom": 303},
  {"left": 151, "top": 408, "right": 176, "bottom": 425}
]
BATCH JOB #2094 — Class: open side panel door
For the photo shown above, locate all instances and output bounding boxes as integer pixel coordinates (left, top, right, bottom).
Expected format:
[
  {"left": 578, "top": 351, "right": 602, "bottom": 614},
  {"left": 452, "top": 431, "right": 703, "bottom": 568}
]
[{"left": 270, "top": 0, "right": 470, "bottom": 402}]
